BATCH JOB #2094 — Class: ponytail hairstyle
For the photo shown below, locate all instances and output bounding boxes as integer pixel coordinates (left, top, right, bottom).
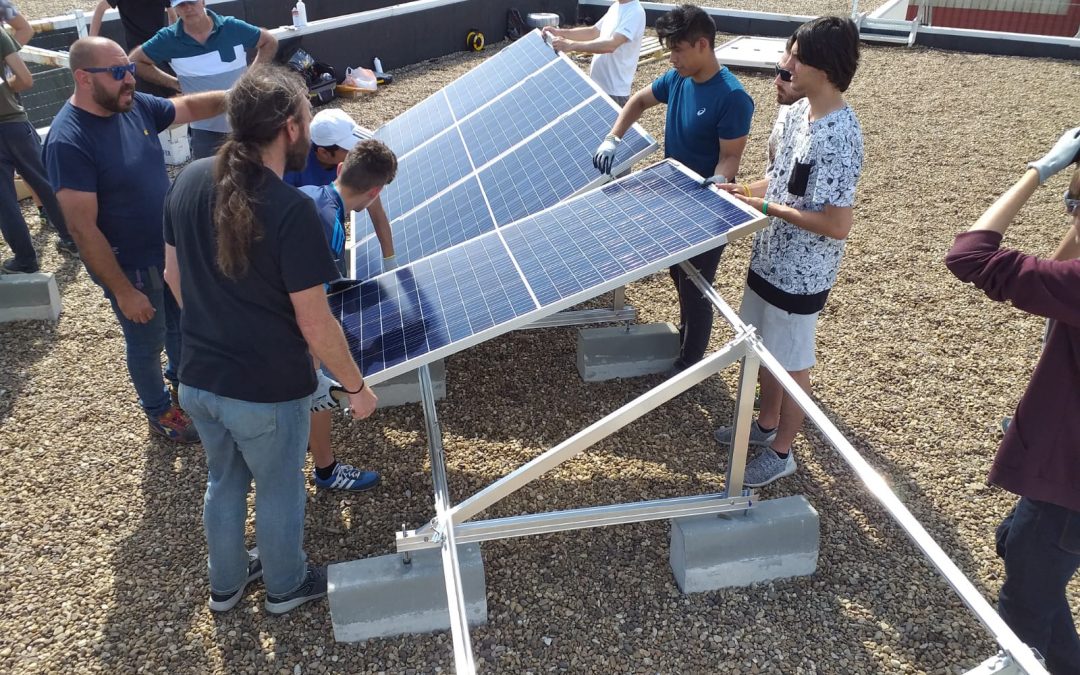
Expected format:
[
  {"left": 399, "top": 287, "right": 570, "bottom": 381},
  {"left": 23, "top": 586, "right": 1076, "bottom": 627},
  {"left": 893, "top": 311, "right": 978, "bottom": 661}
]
[{"left": 213, "top": 65, "right": 309, "bottom": 279}]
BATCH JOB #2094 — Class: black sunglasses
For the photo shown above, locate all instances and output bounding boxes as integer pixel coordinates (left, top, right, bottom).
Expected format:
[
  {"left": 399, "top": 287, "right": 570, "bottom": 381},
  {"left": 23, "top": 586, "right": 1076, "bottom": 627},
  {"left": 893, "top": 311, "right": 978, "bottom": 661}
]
[
  {"left": 81, "top": 63, "right": 137, "bottom": 81},
  {"left": 774, "top": 64, "right": 792, "bottom": 82}
]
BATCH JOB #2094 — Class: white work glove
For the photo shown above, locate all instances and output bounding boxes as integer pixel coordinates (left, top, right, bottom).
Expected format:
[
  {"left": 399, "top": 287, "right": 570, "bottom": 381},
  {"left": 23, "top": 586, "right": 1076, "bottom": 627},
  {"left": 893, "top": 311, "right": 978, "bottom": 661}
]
[
  {"left": 1028, "top": 126, "right": 1080, "bottom": 184},
  {"left": 701, "top": 175, "right": 731, "bottom": 188},
  {"left": 382, "top": 254, "right": 397, "bottom": 272},
  {"left": 592, "top": 133, "right": 621, "bottom": 175}
]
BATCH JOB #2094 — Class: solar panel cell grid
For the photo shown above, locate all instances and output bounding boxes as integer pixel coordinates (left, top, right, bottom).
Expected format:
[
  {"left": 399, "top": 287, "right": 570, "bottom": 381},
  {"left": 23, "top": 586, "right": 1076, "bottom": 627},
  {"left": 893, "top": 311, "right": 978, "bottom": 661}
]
[
  {"left": 381, "top": 129, "right": 473, "bottom": 219},
  {"left": 373, "top": 92, "right": 455, "bottom": 157},
  {"left": 444, "top": 32, "right": 558, "bottom": 119},
  {"left": 335, "top": 161, "right": 765, "bottom": 384},
  {"left": 457, "top": 60, "right": 598, "bottom": 167}
]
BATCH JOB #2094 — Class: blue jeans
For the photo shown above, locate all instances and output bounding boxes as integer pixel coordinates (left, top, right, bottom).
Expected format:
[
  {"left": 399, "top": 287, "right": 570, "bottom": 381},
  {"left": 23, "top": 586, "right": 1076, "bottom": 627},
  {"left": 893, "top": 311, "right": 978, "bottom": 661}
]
[
  {"left": 96, "top": 265, "right": 180, "bottom": 418},
  {"left": 995, "top": 497, "right": 1080, "bottom": 673},
  {"left": 189, "top": 128, "right": 227, "bottom": 160},
  {"left": 0, "top": 120, "right": 72, "bottom": 265},
  {"left": 179, "top": 385, "right": 311, "bottom": 597}
]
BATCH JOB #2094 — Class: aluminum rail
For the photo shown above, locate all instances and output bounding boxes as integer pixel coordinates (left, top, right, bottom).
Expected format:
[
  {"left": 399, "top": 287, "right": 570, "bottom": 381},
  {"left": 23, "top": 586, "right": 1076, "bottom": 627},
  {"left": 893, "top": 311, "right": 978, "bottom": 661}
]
[
  {"left": 418, "top": 364, "right": 477, "bottom": 674},
  {"left": 679, "top": 262, "right": 1047, "bottom": 675}
]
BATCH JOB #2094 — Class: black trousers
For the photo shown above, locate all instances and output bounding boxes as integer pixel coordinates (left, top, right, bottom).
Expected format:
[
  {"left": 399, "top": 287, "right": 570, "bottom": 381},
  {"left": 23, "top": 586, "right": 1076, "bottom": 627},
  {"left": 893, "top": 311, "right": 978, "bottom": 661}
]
[{"left": 668, "top": 244, "right": 725, "bottom": 368}]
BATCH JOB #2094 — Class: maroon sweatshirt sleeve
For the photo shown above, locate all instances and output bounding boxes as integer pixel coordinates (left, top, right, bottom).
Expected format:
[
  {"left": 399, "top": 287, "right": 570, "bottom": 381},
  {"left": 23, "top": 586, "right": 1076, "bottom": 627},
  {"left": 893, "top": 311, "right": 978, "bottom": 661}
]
[{"left": 945, "top": 229, "right": 1080, "bottom": 327}]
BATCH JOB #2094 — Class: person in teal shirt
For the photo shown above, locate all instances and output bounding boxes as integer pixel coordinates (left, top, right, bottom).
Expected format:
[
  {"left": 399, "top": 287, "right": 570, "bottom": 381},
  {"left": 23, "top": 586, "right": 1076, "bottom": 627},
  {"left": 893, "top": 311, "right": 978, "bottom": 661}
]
[{"left": 592, "top": 3, "right": 754, "bottom": 371}]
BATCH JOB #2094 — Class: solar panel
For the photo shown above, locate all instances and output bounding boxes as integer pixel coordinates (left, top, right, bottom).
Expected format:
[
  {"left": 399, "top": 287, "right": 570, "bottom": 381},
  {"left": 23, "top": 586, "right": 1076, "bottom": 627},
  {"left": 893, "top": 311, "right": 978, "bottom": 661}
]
[
  {"left": 351, "top": 30, "right": 658, "bottom": 281},
  {"left": 373, "top": 92, "right": 454, "bottom": 157},
  {"left": 443, "top": 31, "right": 559, "bottom": 119},
  {"left": 332, "top": 160, "right": 767, "bottom": 384}
]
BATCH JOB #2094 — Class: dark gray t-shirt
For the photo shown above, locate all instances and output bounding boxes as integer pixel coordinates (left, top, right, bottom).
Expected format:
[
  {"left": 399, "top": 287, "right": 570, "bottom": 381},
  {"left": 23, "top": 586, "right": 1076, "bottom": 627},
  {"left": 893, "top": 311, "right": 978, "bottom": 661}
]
[{"left": 163, "top": 157, "right": 339, "bottom": 402}]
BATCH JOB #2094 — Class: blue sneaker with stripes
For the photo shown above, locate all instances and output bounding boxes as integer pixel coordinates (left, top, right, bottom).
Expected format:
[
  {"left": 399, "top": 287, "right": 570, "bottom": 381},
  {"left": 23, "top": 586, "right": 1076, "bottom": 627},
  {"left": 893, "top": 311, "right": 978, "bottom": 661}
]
[{"left": 312, "top": 462, "right": 380, "bottom": 492}]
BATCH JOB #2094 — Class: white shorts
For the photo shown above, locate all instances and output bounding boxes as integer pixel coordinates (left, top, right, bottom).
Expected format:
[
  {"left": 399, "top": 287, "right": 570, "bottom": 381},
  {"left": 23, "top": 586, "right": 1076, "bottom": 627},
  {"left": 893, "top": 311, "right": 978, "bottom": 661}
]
[{"left": 739, "top": 284, "right": 820, "bottom": 371}]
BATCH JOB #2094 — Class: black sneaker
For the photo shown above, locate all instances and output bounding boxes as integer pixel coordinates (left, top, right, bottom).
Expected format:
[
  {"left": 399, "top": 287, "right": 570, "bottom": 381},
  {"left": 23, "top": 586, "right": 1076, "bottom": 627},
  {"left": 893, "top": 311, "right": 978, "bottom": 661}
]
[
  {"left": 209, "top": 548, "right": 263, "bottom": 612},
  {"left": 1, "top": 257, "right": 39, "bottom": 274},
  {"left": 55, "top": 239, "right": 79, "bottom": 258},
  {"left": 265, "top": 564, "right": 327, "bottom": 615}
]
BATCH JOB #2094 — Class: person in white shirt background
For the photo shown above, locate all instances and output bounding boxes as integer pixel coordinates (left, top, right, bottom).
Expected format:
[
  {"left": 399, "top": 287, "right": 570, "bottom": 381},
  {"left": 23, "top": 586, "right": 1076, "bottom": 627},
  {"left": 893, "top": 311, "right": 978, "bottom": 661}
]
[{"left": 542, "top": 0, "right": 646, "bottom": 107}]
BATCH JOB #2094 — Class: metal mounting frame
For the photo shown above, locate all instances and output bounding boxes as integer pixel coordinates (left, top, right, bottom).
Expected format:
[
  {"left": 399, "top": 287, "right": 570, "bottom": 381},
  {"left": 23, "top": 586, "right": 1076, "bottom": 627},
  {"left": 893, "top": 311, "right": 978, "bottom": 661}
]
[{"left": 400, "top": 260, "right": 1047, "bottom": 675}]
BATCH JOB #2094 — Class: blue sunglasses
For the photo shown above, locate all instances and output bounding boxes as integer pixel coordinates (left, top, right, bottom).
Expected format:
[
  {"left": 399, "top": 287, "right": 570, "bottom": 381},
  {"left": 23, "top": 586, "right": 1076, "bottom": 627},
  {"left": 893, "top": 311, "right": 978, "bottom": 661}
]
[{"left": 81, "top": 63, "right": 137, "bottom": 81}]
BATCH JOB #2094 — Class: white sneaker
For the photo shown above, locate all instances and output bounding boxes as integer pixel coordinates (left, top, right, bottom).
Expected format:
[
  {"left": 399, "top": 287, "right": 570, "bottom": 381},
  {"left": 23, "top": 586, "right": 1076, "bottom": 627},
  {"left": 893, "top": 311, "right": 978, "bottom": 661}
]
[{"left": 310, "top": 371, "right": 341, "bottom": 413}]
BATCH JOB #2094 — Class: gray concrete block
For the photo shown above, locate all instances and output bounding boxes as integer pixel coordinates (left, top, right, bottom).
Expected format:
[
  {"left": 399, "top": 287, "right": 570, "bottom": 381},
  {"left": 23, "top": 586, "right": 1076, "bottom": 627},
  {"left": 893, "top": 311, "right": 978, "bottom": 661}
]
[
  {"left": 0, "top": 273, "right": 61, "bottom": 323},
  {"left": 372, "top": 360, "right": 446, "bottom": 408},
  {"left": 576, "top": 322, "right": 679, "bottom": 381},
  {"left": 670, "top": 495, "right": 819, "bottom": 593},
  {"left": 329, "top": 543, "right": 487, "bottom": 642}
]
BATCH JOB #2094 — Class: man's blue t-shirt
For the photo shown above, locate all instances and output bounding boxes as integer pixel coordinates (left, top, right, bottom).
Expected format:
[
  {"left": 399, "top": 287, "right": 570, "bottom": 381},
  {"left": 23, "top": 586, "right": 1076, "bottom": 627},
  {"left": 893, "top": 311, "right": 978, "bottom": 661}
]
[
  {"left": 43, "top": 93, "right": 176, "bottom": 269},
  {"left": 284, "top": 145, "right": 337, "bottom": 188},
  {"left": 651, "top": 67, "right": 754, "bottom": 180},
  {"left": 298, "top": 182, "right": 348, "bottom": 277}
]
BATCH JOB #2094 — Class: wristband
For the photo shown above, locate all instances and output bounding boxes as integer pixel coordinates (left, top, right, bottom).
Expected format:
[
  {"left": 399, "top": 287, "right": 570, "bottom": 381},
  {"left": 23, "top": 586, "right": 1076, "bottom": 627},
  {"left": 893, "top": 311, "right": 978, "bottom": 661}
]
[
  {"left": 342, "top": 380, "right": 366, "bottom": 394},
  {"left": 762, "top": 200, "right": 769, "bottom": 216}
]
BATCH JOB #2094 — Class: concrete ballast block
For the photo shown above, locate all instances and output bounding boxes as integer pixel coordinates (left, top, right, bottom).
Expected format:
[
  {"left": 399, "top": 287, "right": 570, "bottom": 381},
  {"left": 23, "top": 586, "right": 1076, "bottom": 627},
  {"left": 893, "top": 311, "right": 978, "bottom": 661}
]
[
  {"left": 372, "top": 360, "right": 446, "bottom": 408},
  {"left": 0, "top": 272, "right": 61, "bottom": 322},
  {"left": 329, "top": 543, "right": 487, "bottom": 642},
  {"left": 670, "top": 495, "right": 819, "bottom": 593},
  {"left": 576, "top": 322, "right": 679, "bottom": 381}
]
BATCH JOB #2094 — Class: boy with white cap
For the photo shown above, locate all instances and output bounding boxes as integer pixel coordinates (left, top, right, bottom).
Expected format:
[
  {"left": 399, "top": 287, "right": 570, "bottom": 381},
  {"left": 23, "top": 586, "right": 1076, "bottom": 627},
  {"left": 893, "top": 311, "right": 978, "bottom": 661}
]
[{"left": 285, "top": 108, "right": 375, "bottom": 188}]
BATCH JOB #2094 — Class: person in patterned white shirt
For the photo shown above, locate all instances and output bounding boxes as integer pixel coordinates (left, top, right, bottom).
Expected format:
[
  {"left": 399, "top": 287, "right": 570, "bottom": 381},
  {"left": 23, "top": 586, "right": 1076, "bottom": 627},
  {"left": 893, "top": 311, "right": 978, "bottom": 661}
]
[
  {"left": 768, "top": 35, "right": 801, "bottom": 170},
  {"left": 713, "top": 16, "right": 863, "bottom": 488}
]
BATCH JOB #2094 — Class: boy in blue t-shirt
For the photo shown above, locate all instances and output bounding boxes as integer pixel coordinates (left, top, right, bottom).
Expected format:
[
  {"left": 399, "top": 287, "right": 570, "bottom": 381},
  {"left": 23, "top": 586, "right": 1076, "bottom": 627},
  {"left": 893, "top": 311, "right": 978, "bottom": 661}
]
[
  {"left": 301, "top": 139, "right": 398, "bottom": 493},
  {"left": 593, "top": 3, "right": 754, "bottom": 371}
]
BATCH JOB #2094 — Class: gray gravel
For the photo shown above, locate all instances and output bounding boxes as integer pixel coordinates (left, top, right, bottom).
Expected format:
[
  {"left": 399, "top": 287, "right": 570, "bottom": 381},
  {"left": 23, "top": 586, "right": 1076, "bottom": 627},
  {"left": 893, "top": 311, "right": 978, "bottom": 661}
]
[{"left": 3, "top": 14, "right": 1080, "bottom": 675}]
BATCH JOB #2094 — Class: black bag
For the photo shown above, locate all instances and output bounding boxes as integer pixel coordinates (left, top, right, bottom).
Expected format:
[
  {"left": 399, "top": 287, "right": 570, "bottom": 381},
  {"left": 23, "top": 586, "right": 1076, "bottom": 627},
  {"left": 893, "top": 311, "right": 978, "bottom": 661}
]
[
  {"left": 507, "top": 8, "right": 529, "bottom": 41},
  {"left": 282, "top": 45, "right": 337, "bottom": 106}
]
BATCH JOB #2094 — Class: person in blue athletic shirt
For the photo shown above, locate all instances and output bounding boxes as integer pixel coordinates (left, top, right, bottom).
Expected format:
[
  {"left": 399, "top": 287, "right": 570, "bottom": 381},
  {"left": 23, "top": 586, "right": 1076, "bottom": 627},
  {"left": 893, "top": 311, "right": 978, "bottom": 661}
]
[
  {"left": 593, "top": 4, "right": 754, "bottom": 372},
  {"left": 300, "top": 139, "right": 397, "bottom": 493},
  {"left": 43, "top": 36, "right": 227, "bottom": 443}
]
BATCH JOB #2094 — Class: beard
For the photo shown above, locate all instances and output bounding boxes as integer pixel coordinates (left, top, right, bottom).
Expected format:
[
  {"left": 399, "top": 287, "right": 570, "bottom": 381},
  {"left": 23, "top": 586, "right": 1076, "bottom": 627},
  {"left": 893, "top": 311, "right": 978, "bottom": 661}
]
[
  {"left": 284, "top": 130, "right": 310, "bottom": 173},
  {"left": 776, "top": 89, "right": 802, "bottom": 106},
  {"left": 92, "top": 78, "right": 135, "bottom": 113}
]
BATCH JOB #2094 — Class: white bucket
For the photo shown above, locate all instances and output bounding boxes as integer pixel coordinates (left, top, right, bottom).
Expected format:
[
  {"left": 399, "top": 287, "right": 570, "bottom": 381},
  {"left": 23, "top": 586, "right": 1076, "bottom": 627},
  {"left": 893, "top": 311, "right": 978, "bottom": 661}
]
[{"left": 159, "top": 124, "right": 191, "bottom": 166}]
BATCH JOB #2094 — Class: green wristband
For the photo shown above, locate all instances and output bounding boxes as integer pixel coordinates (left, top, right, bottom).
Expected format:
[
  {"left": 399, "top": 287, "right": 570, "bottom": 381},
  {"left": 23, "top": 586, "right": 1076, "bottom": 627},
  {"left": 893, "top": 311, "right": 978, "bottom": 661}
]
[{"left": 762, "top": 200, "right": 769, "bottom": 216}]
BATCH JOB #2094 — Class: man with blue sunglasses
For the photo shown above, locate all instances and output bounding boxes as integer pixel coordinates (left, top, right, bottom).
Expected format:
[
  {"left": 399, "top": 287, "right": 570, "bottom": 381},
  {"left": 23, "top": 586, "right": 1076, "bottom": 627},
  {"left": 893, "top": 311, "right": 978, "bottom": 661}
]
[{"left": 43, "top": 37, "right": 226, "bottom": 444}]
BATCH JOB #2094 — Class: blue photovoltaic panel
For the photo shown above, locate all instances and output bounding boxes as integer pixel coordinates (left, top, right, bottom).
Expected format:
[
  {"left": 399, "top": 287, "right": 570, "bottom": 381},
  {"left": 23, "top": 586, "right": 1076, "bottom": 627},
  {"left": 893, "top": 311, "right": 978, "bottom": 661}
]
[
  {"left": 457, "top": 59, "right": 597, "bottom": 167},
  {"left": 444, "top": 31, "right": 558, "bottom": 119},
  {"left": 374, "top": 92, "right": 454, "bottom": 156},
  {"left": 502, "top": 161, "right": 755, "bottom": 307},
  {"left": 336, "top": 161, "right": 763, "bottom": 383},
  {"left": 479, "top": 96, "right": 654, "bottom": 226},
  {"left": 333, "top": 232, "right": 536, "bottom": 378},
  {"left": 352, "top": 177, "right": 493, "bottom": 280},
  {"left": 381, "top": 130, "right": 472, "bottom": 219}
]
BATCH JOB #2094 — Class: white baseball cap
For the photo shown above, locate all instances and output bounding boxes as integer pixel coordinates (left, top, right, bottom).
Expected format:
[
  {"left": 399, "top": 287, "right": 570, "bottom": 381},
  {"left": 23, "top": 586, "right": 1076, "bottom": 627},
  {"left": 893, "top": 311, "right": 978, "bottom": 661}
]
[{"left": 309, "top": 109, "right": 373, "bottom": 150}]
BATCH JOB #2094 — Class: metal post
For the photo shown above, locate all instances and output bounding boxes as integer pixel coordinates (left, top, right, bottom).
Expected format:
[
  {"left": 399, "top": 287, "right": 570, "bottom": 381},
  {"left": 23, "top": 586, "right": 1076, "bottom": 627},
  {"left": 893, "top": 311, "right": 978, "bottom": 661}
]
[
  {"left": 437, "top": 337, "right": 748, "bottom": 528},
  {"left": 74, "top": 9, "right": 87, "bottom": 37},
  {"left": 726, "top": 352, "right": 760, "bottom": 497},
  {"left": 678, "top": 264, "right": 1047, "bottom": 675},
  {"left": 417, "top": 365, "right": 477, "bottom": 675},
  {"left": 612, "top": 286, "right": 625, "bottom": 311}
]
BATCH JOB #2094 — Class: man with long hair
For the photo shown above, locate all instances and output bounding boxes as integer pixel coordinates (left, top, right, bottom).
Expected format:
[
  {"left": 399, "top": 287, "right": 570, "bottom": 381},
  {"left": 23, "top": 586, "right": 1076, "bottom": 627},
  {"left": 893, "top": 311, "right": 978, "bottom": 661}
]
[
  {"left": 947, "top": 128, "right": 1080, "bottom": 674},
  {"left": 592, "top": 4, "right": 754, "bottom": 373},
  {"left": 43, "top": 37, "right": 225, "bottom": 443},
  {"left": 162, "top": 65, "right": 378, "bottom": 614}
]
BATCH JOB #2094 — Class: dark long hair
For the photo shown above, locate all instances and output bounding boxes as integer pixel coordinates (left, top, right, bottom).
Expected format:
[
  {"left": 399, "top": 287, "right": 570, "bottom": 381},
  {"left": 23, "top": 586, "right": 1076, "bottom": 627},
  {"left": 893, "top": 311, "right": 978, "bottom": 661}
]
[{"left": 213, "top": 65, "right": 308, "bottom": 279}]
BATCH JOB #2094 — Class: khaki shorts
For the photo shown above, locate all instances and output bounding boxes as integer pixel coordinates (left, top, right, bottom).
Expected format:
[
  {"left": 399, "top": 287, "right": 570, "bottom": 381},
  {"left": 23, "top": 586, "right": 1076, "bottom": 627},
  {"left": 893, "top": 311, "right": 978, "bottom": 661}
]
[{"left": 739, "top": 284, "right": 820, "bottom": 371}]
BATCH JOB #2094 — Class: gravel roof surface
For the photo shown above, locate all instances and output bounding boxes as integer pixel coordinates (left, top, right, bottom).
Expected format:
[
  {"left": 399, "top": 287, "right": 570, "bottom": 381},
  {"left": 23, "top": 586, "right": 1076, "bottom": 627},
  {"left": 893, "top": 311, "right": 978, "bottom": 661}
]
[{"left": 3, "top": 14, "right": 1080, "bottom": 675}]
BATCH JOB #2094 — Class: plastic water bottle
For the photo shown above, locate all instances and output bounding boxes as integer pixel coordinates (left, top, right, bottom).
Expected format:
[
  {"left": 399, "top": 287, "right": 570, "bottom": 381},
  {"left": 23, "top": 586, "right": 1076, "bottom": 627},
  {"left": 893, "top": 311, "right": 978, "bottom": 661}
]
[
  {"left": 294, "top": 0, "right": 307, "bottom": 27},
  {"left": 373, "top": 57, "right": 383, "bottom": 74}
]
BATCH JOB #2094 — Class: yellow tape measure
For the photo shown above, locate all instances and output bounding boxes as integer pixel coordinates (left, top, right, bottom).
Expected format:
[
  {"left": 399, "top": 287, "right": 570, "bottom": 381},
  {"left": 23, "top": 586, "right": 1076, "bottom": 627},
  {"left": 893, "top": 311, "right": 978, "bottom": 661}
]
[{"left": 466, "top": 30, "right": 485, "bottom": 52}]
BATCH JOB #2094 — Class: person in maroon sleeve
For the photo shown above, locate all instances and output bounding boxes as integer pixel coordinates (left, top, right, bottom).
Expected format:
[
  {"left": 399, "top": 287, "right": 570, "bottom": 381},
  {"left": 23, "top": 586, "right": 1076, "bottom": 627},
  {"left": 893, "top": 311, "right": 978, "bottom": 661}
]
[{"left": 945, "top": 126, "right": 1080, "bottom": 674}]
